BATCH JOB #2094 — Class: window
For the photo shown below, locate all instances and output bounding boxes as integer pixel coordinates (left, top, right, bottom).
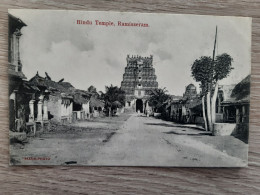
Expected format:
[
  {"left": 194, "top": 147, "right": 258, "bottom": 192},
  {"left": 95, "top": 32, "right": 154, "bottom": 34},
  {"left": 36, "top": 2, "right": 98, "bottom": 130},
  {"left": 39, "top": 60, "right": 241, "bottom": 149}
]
[{"left": 139, "top": 77, "right": 141, "bottom": 80}]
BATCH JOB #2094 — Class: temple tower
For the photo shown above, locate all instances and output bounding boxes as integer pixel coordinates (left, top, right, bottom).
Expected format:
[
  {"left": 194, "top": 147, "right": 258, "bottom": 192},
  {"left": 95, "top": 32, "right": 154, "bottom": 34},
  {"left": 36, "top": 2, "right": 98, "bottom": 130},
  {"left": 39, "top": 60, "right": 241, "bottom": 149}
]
[{"left": 121, "top": 55, "right": 158, "bottom": 112}]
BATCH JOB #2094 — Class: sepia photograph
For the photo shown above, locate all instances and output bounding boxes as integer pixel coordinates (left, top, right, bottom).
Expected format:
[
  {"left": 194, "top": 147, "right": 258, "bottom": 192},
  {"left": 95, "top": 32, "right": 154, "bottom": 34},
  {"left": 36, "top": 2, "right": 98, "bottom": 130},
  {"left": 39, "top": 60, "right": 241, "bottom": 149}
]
[{"left": 8, "top": 9, "right": 251, "bottom": 166}]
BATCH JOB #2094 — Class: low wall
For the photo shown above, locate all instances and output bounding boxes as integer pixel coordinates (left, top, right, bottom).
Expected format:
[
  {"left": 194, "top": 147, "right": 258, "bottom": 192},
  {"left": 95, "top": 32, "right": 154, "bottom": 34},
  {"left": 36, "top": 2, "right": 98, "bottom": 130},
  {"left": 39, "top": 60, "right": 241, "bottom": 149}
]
[
  {"left": 213, "top": 122, "right": 249, "bottom": 143},
  {"left": 213, "top": 123, "right": 236, "bottom": 136}
]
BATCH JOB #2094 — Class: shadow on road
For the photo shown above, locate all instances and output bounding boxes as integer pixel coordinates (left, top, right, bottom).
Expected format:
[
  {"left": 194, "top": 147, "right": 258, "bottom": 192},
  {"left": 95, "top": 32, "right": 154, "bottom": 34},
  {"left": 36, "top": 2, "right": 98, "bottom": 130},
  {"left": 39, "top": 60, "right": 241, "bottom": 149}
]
[
  {"left": 164, "top": 131, "right": 212, "bottom": 136},
  {"left": 145, "top": 122, "right": 204, "bottom": 131}
]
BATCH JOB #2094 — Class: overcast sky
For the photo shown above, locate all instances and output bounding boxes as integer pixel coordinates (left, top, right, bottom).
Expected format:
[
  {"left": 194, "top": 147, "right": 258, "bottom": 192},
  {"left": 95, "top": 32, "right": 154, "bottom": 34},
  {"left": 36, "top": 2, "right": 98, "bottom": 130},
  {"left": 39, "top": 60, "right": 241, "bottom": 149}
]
[{"left": 9, "top": 9, "right": 251, "bottom": 95}]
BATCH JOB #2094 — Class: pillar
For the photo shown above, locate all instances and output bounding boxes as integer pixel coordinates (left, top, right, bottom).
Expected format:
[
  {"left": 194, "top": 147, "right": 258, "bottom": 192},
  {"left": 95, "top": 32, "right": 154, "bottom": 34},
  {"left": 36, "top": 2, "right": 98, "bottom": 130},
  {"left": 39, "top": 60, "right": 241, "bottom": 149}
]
[
  {"left": 236, "top": 107, "right": 240, "bottom": 124},
  {"left": 37, "top": 100, "right": 43, "bottom": 121},
  {"left": 13, "top": 29, "right": 21, "bottom": 69},
  {"left": 242, "top": 105, "right": 246, "bottom": 123},
  {"left": 218, "top": 96, "right": 221, "bottom": 113},
  {"left": 223, "top": 106, "right": 225, "bottom": 122},
  {"left": 226, "top": 108, "right": 229, "bottom": 122},
  {"left": 29, "top": 100, "right": 35, "bottom": 122},
  {"left": 9, "top": 91, "right": 17, "bottom": 131},
  {"left": 43, "top": 101, "right": 48, "bottom": 120},
  {"left": 37, "top": 95, "right": 44, "bottom": 122}
]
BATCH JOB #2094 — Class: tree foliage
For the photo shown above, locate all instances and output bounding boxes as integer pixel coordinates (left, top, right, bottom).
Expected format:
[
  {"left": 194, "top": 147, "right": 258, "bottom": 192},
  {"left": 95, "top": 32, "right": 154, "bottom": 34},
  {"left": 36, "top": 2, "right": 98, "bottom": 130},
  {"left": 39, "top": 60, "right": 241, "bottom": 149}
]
[
  {"left": 191, "top": 53, "right": 233, "bottom": 95},
  {"left": 148, "top": 87, "right": 170, "bottom": 112},
  {"left": 191, "top": 56, "right": 213, "bottom": 95},
  {"left": 104, "top": 84, "right": 125, "bottom": 108},
  {"left": 87, "top": 85, "right": 97, "bottom": 93},
  {"left": 214, "top": 53, "right": 233, "bottom": 81},
  {"left": 191, "top": 53, "right": 234, "bottom": 131}
]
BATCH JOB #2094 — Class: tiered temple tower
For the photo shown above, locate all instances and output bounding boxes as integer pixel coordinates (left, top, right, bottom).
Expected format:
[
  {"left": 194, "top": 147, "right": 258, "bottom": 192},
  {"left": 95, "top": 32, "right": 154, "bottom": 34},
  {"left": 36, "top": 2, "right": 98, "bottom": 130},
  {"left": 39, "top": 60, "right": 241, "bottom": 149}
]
[{"left": 121, "top": 55, "right": 158, "bottom": 112}]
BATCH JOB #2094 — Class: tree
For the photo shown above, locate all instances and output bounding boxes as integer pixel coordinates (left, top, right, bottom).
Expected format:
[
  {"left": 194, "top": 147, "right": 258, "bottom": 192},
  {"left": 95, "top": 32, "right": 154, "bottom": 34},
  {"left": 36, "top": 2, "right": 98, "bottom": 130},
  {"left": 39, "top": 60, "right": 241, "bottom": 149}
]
[
  {"left": 148, "top": 87, "right": 170, "bottom": 113},
  {"left": 191, "top": 56, "right": 213, "bottom": 131},
  {"left": 87, "top": 85, "right": 97, "bottom": 93},
  {"left": 103, "top": 84, "right": 125, "bottom": 116},
  {"left": 191, "top": 53, "right": 233, "bottom": 131},
  {"left": 211, "top": 53, "right": 233, "bottom": 125}
]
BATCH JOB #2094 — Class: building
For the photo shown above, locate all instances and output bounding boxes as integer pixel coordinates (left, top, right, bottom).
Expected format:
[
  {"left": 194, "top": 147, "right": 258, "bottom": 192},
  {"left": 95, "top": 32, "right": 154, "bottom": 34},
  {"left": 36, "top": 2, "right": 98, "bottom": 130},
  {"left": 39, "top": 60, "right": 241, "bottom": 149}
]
[
  {"left": 120, "top": 55, "right": 158, "bottom": 112},
  {"left": 216, "top": 75, "right": 250, "bottom": 124},
  {"left": 89, "top": 96, "right": 105, "bottom": 117},
  {"left": 183, "top": 84, "right": 197, "bottom": 99},
  {"left": 215, "top": 84, "right": 236, "bottom": 122},
  {"left": 9, "top": 14, "right": 27, "bottom": 132},
  {"left": 72, "top": 90, "right": 91, "bottom": 121},
  {"left": 213, "top": 75, "right": 250, "bottom": 142},
  {"left": 8, "top": 14, "right": 44, "bottom": 133},
  {"left": 169, "top": 84, "right": 203, "bottom": 124},
  {"left": 8, "top": 15, "right": 51, "bottom": 134},
  {"left": 28, "top": 72, "right": 74, "bottom": 124}
]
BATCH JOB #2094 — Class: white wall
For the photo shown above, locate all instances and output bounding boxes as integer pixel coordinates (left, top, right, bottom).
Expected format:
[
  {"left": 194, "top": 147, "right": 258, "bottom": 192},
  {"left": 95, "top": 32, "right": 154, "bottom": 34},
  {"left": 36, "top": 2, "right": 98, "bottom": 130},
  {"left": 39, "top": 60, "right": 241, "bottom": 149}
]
[{"left": 61, "top": 102, "right": 73, "bottom": 118}]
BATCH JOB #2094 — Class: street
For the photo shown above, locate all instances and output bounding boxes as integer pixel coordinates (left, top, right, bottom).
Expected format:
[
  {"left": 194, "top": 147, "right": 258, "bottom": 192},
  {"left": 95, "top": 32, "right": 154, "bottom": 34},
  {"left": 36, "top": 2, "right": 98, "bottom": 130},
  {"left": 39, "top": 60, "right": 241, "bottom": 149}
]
[{"left": 10, "top": 113, "right": 248, "bottom": 167}]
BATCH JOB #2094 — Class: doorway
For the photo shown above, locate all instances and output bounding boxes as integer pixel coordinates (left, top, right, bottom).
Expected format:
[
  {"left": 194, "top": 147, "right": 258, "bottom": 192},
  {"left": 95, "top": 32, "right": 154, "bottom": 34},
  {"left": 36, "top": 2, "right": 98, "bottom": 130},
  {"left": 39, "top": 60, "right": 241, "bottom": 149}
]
[{"left": 136, "top": 99, "right": 143, "bottom": 113}]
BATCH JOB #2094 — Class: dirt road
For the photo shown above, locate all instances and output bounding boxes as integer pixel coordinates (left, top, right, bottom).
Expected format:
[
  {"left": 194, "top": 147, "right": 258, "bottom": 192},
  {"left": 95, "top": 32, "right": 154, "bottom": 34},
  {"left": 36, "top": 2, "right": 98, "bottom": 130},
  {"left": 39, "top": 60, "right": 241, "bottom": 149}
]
[
  {"left": 10, "top": 113, "right": 247, "bottom": 166},
  {"left": 89, "top": 113, "right": 247, "bottom": 167}
]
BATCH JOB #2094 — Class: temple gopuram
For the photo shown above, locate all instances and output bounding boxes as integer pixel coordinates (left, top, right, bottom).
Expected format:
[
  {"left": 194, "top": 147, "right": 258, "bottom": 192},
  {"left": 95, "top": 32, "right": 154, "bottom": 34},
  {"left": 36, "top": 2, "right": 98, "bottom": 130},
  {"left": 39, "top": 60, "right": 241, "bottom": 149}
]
[{"left": 121, "top": 55, "right": 158, "bottom": 112}]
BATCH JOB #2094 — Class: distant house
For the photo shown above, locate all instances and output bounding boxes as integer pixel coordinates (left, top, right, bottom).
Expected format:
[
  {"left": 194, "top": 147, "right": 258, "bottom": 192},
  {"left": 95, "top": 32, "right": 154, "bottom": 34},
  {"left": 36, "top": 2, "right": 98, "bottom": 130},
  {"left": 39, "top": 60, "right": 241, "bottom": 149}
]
[
  {"left": 89, "top": 96, "right": 105, "bottom": 117},
  {"left": 72, "top": 90, "right": 91, "bottom": 121},
  {"left": 169, "top": 84, "right": 203, "bottom": 124},
  {"left": 29, "top": 72, "right": 74, "bottom": 124}
]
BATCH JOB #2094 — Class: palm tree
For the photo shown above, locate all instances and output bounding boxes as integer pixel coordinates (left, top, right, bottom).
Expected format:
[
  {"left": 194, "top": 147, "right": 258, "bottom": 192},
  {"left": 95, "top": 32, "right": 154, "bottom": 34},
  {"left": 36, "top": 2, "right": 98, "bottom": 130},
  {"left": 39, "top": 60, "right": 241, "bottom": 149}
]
[
  {"left": 148, "top": 87, "right": 170, "bottom": 113},
  {"left": 104, "top": 85, "right": 125, "bottom": 116}
]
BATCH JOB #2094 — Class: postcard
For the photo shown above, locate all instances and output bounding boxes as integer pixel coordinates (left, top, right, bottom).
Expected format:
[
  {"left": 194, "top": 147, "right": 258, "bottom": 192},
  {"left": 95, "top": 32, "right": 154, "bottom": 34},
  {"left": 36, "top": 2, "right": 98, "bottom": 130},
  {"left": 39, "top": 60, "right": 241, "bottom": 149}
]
[{"left": 8, "top": 9, "right": 251, "bottom": 166}]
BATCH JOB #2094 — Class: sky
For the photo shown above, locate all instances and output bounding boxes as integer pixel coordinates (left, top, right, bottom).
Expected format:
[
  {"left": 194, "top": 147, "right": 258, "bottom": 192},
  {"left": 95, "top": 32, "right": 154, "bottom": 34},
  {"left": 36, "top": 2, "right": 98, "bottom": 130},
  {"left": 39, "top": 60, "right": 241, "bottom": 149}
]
[{"left": 9, "top": 9, "right": 251, "bottom": 96}]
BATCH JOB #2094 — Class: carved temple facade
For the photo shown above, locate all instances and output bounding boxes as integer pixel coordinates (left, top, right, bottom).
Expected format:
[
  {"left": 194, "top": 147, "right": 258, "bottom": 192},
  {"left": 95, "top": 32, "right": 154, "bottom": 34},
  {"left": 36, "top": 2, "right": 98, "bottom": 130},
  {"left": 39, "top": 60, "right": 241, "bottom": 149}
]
[{"left": 120, "top": 55, "right": 158, "bottom": 112}]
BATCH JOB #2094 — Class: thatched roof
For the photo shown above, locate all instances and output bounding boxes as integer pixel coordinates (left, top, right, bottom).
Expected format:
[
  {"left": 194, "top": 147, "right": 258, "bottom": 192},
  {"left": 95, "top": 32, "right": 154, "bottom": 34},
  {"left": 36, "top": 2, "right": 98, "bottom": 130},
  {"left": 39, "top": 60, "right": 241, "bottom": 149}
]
[
  {"left": 59, "top": 82, "right": 74, "bottom": 89},
  {"left": 29, "top": 73, "right": 73, "bottom": 94},
  {"left": 222, "top": 75, "right": 250, "bottom": 105},
  {"left": 231, "top": 75, "right": 250, "bottom": 100},
  {"left": 20, "top": 81, "right": 40, "bottom": 93},
  {"left": 90, "top": 96, "right": 104, "bottom": 108},
  {"left": 28, "top": 72, "right": 104, "bottom": 106},
  {"left": 73, "top": 91, "right": 90, "bottom": 104}
]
